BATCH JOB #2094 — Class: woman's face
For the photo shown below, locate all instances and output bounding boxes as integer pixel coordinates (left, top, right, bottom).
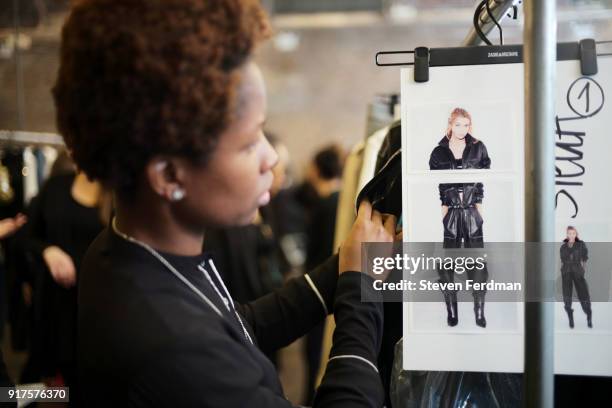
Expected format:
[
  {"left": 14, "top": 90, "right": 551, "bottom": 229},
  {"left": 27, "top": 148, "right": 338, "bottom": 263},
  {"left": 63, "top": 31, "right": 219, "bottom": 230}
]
[
  {"left": 567, "top": 229, "right": 577, "bottom": 241},
  {"left": 450, "top": 116, "right": 471, "bottom": 140},
  {"left": 175, "top": 62, "right": 278, "bottom": 229}
]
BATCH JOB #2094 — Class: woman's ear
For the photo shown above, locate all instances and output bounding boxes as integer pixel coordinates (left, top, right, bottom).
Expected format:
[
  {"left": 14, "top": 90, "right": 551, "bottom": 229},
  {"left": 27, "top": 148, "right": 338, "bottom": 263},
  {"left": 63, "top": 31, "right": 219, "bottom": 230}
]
[{"left": 145, "top": 157, "right": 187, "bottom": 202}]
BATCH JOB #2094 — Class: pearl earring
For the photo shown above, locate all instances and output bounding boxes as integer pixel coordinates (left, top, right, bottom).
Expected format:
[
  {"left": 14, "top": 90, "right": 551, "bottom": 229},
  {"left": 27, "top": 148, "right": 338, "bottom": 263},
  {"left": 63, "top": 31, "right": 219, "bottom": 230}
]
[{"left": 171, "top": 189, "right": 185, "bottom": 202}]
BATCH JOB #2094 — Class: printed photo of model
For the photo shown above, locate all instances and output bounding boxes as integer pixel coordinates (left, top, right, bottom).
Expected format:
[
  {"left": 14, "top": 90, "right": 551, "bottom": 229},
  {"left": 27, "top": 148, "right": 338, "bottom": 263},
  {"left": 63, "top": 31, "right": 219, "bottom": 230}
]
[
  {"left": 429, "top": 107, "right": 491, "bottom": 328},
  {"left": 561, "top": 226, "right": 593, "bottom": 329}
]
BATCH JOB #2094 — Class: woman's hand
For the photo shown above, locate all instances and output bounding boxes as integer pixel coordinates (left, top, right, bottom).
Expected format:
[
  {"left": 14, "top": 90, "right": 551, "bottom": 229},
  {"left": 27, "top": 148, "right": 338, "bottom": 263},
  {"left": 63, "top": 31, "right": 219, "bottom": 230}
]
[
  {"left": 0, "top": 214, "right": 27, "bottom": 239},
  {"left": 441, "top": 205, "right": 449, "bottom": 218},
  {"left": 43, "top": 246, "right": 77, "bottom": 288},
  {"left": 339, "top": 200, "right": 396, "bottom": 274}
]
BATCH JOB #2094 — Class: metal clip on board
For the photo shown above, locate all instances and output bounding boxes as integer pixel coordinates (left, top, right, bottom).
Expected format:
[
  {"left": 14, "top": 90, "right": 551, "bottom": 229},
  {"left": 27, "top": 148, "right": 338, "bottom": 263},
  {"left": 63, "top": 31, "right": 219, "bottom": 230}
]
[
  {"left": 375, "top": 47, "right": 430, "bottom": 83},
  {"left": 580, "top": 39, "right": 597, "bottom": 76}
]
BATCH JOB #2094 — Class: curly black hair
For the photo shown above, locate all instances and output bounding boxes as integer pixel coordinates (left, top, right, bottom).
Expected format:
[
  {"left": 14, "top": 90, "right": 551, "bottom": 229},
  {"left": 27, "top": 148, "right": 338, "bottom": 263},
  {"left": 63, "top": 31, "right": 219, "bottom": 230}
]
[{"left": 53, "top": 0, "right": 270, "bottom": 195}]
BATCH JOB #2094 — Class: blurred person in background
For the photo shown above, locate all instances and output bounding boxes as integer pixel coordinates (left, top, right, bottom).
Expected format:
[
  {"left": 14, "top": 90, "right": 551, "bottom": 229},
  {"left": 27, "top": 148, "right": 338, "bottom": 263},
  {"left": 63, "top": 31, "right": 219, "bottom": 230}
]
[
  {"left": 24, "top": 168, "right": 111, "bottom": 406},
  {"left": 16, "top": 150, "right": 77, "bottom": 385},
  {"left": 303, "top": 144, "right": 345, "bottom": 405}
]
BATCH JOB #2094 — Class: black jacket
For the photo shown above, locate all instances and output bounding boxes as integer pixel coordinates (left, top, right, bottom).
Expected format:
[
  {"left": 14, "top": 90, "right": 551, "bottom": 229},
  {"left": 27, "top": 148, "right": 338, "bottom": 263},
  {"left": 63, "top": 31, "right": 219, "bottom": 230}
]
[
  {"left": 429, "top": 134, "right": 491, "bottom": 206},
  {"left": 78, "top": 229, "right": 384, "bottom": 407},
  {"left": 561, "top": 240, "right": 589, "bottom": 265}
]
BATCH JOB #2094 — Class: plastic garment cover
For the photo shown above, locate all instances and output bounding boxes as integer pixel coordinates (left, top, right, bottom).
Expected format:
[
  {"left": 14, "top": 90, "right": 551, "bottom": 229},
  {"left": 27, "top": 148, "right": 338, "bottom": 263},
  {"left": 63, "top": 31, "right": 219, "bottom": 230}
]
[{"left": 390, "top": 339, "right": 522, "bottom": 408}]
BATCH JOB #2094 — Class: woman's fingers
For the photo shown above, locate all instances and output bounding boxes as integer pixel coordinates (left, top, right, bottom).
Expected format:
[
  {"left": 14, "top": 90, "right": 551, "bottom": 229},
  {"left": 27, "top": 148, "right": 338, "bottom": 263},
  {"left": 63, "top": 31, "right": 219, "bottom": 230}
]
[
  {"left": 357, "top": 200, "right": 372, "bottom": 221},
  {"left": 382, "top": 214, "right": 397, "bottom": 237},
  {"left": 371, "top": 209, "right": 383, "bottom": 227}
]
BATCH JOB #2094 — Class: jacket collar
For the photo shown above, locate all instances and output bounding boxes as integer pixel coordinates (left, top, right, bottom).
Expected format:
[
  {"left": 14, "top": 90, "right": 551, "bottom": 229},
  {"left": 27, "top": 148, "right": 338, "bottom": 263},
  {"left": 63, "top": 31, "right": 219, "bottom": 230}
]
[{"left": 438, "top": 133, "right": 475, "bottom": 147}]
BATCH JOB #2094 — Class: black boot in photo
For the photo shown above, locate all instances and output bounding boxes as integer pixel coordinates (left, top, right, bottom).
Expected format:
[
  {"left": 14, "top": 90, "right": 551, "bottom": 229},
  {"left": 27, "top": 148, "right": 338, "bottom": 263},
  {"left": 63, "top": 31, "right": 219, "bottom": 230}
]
[
  {"left": 474, "top": 300, "right": 486, "bottom": 328},
  {"left": 443, "top": 290, "right": 458, "bottom": 327},
  {"left": 565, "top": 306, "right": 574, "bottom": 329},
  {"left": 587, "top": 312, "right": 593, "bottom": 328}
]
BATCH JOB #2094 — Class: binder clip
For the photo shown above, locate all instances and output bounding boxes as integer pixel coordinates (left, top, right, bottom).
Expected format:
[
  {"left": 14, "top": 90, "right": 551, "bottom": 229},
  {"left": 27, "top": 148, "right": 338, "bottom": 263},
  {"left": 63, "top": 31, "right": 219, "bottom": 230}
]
[
  {"left": 414, "top": 47, "right": 429, "bottom": 83},
  {"left": 579, "top": 39, "right": 597, "bottom": 76}
]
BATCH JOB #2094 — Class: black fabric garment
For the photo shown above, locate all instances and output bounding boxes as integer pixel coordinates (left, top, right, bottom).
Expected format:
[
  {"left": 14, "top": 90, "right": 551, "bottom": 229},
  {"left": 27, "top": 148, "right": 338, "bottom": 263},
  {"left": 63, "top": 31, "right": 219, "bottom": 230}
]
[
  {"left": 24, "top": 174, "right": 103, "bottom": 390},
  {"left": 560, "top": 240, "right": 591, "bottom": 315},
  {"left": 356, "top": 150, "right": 402, "bottom": 219},
  {"left": 78, "top": 228, "right": 385, "bottom": 407},
  {"left": 429, "top": 133, "right": 490, "bottom": 206},
  {"left": 374, "top": 121, "right": 400, "bottom": 174},
  {"left": 366, "top": 122, "right": 403, "bottom": 408}
]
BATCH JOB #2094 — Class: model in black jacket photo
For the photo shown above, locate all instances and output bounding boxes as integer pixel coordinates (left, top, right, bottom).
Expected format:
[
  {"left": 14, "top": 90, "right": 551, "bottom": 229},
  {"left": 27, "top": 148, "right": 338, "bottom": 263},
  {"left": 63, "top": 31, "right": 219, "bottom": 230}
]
[
  {"left": 560, "top": 226, "right": 592, "bottom": 329},
  {"left": 52, "top": 1, "right": 397, "bottom": 407},
  {"left": 429, "top": 108, "right": 491, "bottom": 328}
]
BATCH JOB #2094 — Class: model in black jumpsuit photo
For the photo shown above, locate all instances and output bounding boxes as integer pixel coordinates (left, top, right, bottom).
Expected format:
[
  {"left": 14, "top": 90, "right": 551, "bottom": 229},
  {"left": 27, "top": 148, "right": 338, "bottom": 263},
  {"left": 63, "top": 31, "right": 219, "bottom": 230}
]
[
  {"left": 560, "top": 226, "right": 592, "bottom": 329},
  {"left": 429, "top": 108, "right": 491, "bottom": 328}
]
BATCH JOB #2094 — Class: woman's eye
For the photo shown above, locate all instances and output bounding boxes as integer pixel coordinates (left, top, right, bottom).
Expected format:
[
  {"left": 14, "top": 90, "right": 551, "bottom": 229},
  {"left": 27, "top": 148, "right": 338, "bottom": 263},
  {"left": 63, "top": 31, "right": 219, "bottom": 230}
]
[{"left": 244, "top": 141, "right": 258, "bottom": 152}]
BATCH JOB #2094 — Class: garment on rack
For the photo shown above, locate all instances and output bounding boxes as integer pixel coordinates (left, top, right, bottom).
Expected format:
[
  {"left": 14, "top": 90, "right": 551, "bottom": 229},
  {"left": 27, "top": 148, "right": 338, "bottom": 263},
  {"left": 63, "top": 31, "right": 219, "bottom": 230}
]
[
  {"left": 364, "top": 94, "right": 399, "bottom": 138},
  {"left": 375, "top": 121, "right": 401, "bottom": 174},
  {"left": 324, "top": 122, "right": 401, "bottom": 401},
  {"left": 357, "top": 125, "right": 389, "bottom": 195},
  {"left": 332, "top": 141, "right": 364, "bottom": 252},
  {"left": 355, "top": 122, "right": 402, "bottom": 220},
  {"left": 23, "top": 147, "right": 39, "bottom": 205},
  {"left": 0, "top": 149, "right": 24, "bottom": 219},
  {"left": 353, "top": 124, "right": 403, "bottom": 407},
  {"left": 35, "top": 147, "right": 59, "bottom": 186}
]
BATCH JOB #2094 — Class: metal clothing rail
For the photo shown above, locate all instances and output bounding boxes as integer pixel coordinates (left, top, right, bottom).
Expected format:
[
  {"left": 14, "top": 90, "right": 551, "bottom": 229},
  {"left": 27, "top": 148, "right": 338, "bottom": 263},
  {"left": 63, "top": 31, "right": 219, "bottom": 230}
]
[
  {"left": 0, "top": 130, "right": 65, "bottom": 147},
  {"left": 522, "top": 1, "right": 556, "bottom": 407}
]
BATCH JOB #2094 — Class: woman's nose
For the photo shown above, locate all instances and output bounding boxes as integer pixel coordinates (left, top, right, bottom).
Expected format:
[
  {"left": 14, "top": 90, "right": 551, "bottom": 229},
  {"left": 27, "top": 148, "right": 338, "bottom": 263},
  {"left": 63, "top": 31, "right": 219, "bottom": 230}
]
[{"left": 262, "top": 138, "right": 279, "bottom": 172}]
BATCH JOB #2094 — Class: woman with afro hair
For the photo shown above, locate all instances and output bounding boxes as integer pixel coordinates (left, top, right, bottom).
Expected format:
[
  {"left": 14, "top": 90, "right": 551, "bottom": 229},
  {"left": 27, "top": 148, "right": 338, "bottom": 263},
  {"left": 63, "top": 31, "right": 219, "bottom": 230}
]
[{"left": 53, "top": 0, "right": 395, "bottom": 406}]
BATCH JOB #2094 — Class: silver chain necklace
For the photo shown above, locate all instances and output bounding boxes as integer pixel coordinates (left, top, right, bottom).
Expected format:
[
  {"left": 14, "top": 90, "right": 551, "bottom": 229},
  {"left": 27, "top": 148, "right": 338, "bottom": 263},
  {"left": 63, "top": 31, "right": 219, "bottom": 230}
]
[{"left": 111, "top": 218, "right": 253, "bottom": 344}]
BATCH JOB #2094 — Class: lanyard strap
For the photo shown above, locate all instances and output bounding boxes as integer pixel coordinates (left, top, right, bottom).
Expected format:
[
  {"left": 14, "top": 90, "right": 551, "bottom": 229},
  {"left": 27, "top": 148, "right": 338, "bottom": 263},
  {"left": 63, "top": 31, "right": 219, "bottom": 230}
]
[
  {"left": 198, "top": 261, "right": 254, "bottom": 345},
  {"left": 111, "top": 218, "right": 253, "bottom": 345}
]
